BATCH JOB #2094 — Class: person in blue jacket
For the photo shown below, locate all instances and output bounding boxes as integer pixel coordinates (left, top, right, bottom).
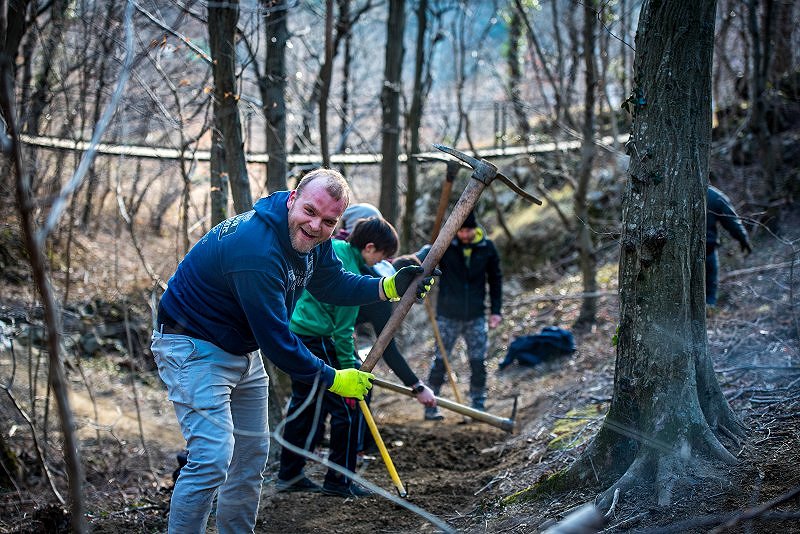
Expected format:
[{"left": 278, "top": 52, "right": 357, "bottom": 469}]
[
  {"left": 150, "top": 168, "right": 435, "bottom": 534},
  {"left": 707, "top": 184, "right": 752, "bottom": 306}
]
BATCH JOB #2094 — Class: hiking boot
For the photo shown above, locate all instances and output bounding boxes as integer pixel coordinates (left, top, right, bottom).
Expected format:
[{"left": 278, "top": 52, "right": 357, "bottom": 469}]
[
  {"left": 471, "top": 399, "right": 486, "bottom": 412},
  {"left": 424, "top": 406, "right": 444, "bottom": 421},
  {"left": 322, "top": 481, "right": 373, "bottom": 497},
  {"left": 276, "top": 476, "right": 322, "bottom": 493}
]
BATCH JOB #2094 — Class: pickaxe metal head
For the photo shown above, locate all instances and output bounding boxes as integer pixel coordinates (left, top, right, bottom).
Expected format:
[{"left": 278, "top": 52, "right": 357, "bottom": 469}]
[{"left": 433, "top": 143, "right": 542, "bottom": 204}]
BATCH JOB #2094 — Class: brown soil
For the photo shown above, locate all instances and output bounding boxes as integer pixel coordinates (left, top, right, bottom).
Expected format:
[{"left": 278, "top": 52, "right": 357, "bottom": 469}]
[{"left": 1, "top": 203, "right": 799, "bottom": 534}]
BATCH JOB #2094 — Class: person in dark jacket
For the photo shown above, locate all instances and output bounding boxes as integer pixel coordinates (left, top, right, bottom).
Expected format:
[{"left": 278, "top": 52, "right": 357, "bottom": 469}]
[
  {"left": 707, "top": 185, "right": 752, "bottom": 306},
  {"left": 425, "top": 211, "right": 502, "bottom": 419},
  {"left": 150, "top": 169, "right": 435, "bottom": 534}
]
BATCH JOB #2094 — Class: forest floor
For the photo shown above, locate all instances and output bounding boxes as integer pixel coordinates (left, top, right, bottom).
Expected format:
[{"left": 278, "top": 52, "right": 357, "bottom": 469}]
[{"left": 1, "top": 197, "right": 799, "bottom": 533}]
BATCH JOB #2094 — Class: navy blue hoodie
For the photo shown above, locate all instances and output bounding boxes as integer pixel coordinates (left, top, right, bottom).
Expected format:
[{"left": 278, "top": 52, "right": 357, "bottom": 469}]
[{"left": 158, "top": 191, "right": 381, "bottom": 386}]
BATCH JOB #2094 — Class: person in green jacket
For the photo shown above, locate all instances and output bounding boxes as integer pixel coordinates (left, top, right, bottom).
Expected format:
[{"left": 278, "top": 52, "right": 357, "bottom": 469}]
[{"left": 277, "top": 217, "right": 400, "bottom": 497}]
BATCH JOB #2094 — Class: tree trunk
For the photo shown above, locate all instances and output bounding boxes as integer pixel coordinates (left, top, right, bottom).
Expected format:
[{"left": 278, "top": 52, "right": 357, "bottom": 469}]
[
  {"left": 319, "top": 0, "right": 335, "bottom": 168},
  {"left": 378, "top": 0, "right": 405, "bottom": 224},
  {"left": 507, "top": 7, "right": 530, "bottom": 143},
  {"left": 209, "top": 128, "right": 229, "bottom": 227},
  {"left": 550, "top": 0, "right": 745, "bottom": 510},
  {"left": 208, "top": 0, "right": 252, "bottom": 214},
  {"left": 402, "top": 0, "right": 428, "bottom": 250},
  {"left": 747, "top": 0, "right": 780, "bottom": 232},
  {"left": 573, "top": 1, "right": 598, "bottom": 330},
  {"left": 337, "top": 0, "right": 352, "bottom": 177},
  {"left": 263, "top": 0, "right": 288, "bottom": 192}
]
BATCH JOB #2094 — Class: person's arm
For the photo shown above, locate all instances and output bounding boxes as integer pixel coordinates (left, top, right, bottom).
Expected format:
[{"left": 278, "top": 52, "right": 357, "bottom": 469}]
[
  {"left": 714, "top": 191, "right": 751, "bottom": 250},
  {"left": 306, "top": 240, "right": 383, "bottom": 305}
]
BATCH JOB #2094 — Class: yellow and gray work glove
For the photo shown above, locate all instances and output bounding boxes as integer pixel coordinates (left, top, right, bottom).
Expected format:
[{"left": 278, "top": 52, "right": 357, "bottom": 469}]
[
  {"left": 328, "top": 368, "right": 375, "bottom": 400},
  {"left": 382, "top": 265, "right": 440, "bottom": 302}
]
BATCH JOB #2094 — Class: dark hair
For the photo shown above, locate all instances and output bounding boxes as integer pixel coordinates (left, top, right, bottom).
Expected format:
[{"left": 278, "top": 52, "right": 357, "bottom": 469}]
[
  {"left": 391, "top": 254, "right": 421, "bottom": 270},
  {"left": 347, "top": 217, "right": 399, "bottom": 257},
  {"left": 461, "top": 211, "right": 478, "bottom": 229}
]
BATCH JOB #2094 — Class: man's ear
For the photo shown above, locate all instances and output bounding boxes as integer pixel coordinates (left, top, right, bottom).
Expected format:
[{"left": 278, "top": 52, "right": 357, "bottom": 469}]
[
  {"left": 364, "top": 243, "right": 376, "bottom": 253},
  {"left": 287, "top": 190, "right": 297, "bottom": 208}
]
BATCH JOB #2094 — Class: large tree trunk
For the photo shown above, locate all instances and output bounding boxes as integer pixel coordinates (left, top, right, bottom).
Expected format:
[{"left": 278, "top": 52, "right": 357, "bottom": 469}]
[
  {"left": 208, "top": 0, "right": 252, "bottom": 214},
  {"left": 263, "top": 0, "right": 288, "bottom": 192},
  {"left": 378, "top": 0, "right": 405, "bottom": 224},
  {"left": 549, "top": 0, "right": 745, "bottom": 510},
  {"left": 573, "top": 1, "right": 598, "bottom": 330}
]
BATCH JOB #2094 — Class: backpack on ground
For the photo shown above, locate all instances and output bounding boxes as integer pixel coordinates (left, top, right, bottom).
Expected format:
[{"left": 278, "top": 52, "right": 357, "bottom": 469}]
[{"left": 499, "top": 326, "right": 576, "bottom": 369}]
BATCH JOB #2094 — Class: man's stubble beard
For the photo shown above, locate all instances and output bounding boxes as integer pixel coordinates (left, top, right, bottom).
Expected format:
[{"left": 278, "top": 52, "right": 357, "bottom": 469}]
[{"left": 288, "top": 218, "right": 327, "bottom": 254}]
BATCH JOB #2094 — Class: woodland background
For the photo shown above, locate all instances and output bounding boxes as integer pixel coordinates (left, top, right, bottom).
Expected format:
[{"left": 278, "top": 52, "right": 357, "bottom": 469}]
[{"left": 1, "top": 0, "right": 799, "bottom": 532}]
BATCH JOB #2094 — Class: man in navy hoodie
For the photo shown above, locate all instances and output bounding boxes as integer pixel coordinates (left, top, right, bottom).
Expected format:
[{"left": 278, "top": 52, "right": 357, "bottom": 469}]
[{"left": 151, "top": 169, "right": 434, "bottom": 534}]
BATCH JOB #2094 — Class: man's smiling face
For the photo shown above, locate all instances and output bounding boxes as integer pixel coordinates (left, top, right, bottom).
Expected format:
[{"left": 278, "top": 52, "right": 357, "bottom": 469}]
[{"left": 286, "top": 179, "right": 348, "bottom": 253}]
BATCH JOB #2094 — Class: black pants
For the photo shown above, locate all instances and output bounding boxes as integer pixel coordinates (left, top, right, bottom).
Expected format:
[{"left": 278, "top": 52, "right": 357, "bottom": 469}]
[{"left": 277, "top": 335, "right": 359, "bottom": 487}]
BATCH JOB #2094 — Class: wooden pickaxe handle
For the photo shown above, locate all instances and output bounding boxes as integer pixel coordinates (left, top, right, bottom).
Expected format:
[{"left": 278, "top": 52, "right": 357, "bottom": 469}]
[{"left": 371, "top": 377, "right": 515, "bottom": 433}]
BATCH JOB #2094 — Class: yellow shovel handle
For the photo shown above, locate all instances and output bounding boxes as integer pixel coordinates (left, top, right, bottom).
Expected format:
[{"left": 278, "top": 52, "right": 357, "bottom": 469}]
[{"left": 358, "top": 400, "right": 407, "bottom": 497}]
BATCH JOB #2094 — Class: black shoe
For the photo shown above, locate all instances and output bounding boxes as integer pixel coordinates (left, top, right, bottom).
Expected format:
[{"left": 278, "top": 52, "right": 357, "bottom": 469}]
[
  {"left": 322, "top": 481, "right": 373, "bottom": 497},
  {"left": 276, "top": 476, "right": 321, "bottom": 493},
  {"left": 424, "top": 406, "right": 444, "bottom": 421}
]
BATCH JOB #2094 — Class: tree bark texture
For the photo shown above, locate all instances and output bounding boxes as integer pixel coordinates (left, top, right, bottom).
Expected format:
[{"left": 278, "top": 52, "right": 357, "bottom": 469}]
[
  {"left": 574, "top": 1, "right": 598, "bottom": 329},
  {"left": 263, "top": 0, "right": 288, "bottom": 192},
  {"left": 559, "top": 0, "right": 745, "bottom": 509},
  {"left": 208, "top": 0, "right": 252, "bottom": 214},
  {"left": 378, "top": 0, "right": 405, "bottom": 224}
]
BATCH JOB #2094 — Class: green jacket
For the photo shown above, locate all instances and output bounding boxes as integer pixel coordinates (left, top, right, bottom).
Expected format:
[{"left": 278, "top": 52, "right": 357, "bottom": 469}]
[{"left": 290, "top": 239, "right": 365, "bottom": 369}]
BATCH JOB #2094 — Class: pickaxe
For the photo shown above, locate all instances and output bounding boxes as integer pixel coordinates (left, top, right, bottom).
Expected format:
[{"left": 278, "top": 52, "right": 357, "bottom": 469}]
[
  {"left": 360, "top": 144, "right": 541, "bottom": 417},
  {"left": 372, "top": 377, "right": 517, "bottom": 433}
]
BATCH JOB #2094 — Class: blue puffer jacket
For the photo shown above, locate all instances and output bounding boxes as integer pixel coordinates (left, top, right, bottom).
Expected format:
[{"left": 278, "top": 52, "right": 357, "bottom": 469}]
[
  {"left": 158, "top": 191, "right": 381, "bottom": 386},
  {"left": 707, "top": 186, "right": 749, "bottom": 249}
]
